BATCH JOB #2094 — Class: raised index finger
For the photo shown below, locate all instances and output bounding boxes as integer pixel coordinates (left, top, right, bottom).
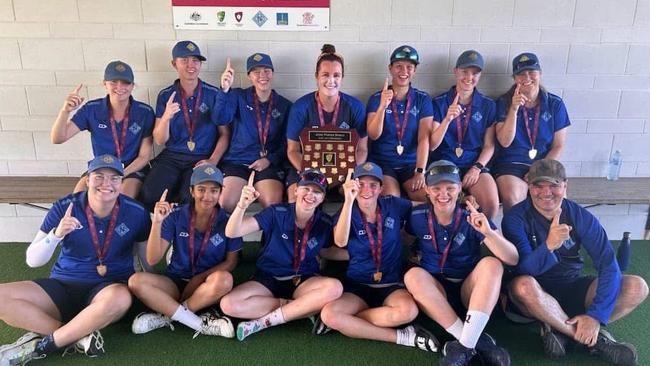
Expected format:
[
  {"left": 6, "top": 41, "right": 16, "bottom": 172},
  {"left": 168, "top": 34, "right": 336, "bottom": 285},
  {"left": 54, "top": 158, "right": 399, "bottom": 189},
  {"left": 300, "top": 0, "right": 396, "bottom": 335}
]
[
  {"left": 159, "top": 188, "right": 168, "bottom": 202},
  {"left": 465, "top": 200, "right": 479, "bottom": 214},
  {"left": 247, "top": 170, "right": 255, "bottom": 186},
  {"left": 382, "top": 77, "right": 389, "bottom": 91},
  {"left": 515, "top": 83, "right": 521, "bottom": 95},
  {"left": 552, "top": 208, "right": 562, "bottom": 225},
  {"left": 452, "top": 92, "right": 460, "bottom": 106},
  {"left": 72, "top": 84, "right": 83, "bottom": 94},
  {"left": 64, "top": 202, "right": 74, "bottom": 217},
  {"left": 346, "top": 169, "right": 353, "bottom": 182},
  {"left": 167, "top": 91, "right": 176, "bottom": 104}
]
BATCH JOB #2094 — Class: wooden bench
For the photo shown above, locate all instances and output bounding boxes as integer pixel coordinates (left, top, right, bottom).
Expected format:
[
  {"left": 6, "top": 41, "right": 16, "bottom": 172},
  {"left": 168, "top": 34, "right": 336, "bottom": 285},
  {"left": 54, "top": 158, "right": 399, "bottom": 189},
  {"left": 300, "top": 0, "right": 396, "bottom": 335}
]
[{"left": 0, "top": 176, "right": 79, "bottom": 210}]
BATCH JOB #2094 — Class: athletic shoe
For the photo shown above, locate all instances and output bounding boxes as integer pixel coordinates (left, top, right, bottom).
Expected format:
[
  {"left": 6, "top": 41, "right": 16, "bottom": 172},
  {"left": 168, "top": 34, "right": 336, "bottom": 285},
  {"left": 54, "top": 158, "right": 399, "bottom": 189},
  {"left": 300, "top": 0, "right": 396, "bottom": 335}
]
[
  {"left": 540, "top": 322, "right": 569, "bottom": 359},
  {"left": 310, "top": 315, "right": 331, "bottom": 335},
  {"left": 193, "top": 311, "right": 235, "bottom": 339},
  {"left": 74, "top": 330, "right": 105, "bottom": 357},
  {"left": 411, "top": 324, "right": 440, "bottom": 352},
  {"left": 475, "top": 333, "right": 511, "bottom": 366},
  {"left": 0, "top": 332, "right": 43, "bottom": 366},
  {"left": 590, "top": 329, "right": 637, "bottom": 366},
  {"left": 441, "top": 340, "right": 477, "bottom": 366},
  {"left": 131, "top": 312, "right": 175, "bottom": 334}
]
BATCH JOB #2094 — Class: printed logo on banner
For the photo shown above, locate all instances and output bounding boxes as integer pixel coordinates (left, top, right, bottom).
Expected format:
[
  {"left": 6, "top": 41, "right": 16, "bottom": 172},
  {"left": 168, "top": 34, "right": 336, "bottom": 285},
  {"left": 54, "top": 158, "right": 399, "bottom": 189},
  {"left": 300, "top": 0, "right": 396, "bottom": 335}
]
[
  {"left": 216, "top": 11, "right": 226, "bottom": 24},
  {"left": 235, "top": 11, "right": 243, "bottom": 23},
  {"left": 252, "top": 11, "right": 268, "bottom": 27},
  {"left": 276, "top": 12, "right": 289, "bottom": 25},
  {"left": 302, "top": 12, "right": 315, "bottom": 25},
  {"left": 190, "top": 12, "right": 201, "bottom": 22}
]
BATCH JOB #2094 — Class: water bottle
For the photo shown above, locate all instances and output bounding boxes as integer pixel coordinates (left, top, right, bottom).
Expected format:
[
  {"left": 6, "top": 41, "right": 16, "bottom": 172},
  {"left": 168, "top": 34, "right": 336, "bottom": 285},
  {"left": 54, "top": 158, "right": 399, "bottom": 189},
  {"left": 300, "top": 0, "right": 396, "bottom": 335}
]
[
  {"left": 617, "top": 231, "right": 631, "bottom": 271},
  {"left": 606, "top": 150, "right": 622, "bottom": 181}
]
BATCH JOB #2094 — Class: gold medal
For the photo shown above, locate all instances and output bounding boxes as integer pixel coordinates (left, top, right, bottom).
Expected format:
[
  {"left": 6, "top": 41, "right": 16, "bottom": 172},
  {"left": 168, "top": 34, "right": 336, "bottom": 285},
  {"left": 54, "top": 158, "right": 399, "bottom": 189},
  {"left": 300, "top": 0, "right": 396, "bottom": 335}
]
[
  {"left": 529, "top": 148, "right": 537, "bottom": 160},
  {"left": 396, "top": 144, "right": 404, "bottom": 155},
  {"left": 96, "top": 264, "right": 107, "bottom": 277},
  {"left": 373, "top": 271, "right": 382, "bottom": 282},
  {"left": 292, "top": 276, "right": 302, "bottom": 286},
  {"left": 187, "top": 140, "right": 196, "bottom": 152},
  {"left": 455, "top": 147, "right": 464, "bottom": 158}
]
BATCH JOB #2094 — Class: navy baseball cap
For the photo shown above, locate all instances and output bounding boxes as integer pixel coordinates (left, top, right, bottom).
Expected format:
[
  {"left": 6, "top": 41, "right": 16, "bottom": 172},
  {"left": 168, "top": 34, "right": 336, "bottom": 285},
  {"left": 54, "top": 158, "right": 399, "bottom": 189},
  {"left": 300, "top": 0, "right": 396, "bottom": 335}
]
[
  {"left": 426, "top": 160, "right": 461, "bottom": 186},
  {"left": 353, "top": 162, "right": 383, "bottom": 183},
  {"left": 190, "top": 164, "right": 224, "bottom": 186},
  {"left": 247, "top": 53, "right": 274, "bottom": 73},
  {"left": 512, "top": 52, "right": 541, "bottom": 75},
  {"left": 87, "top": 154, "right": 124, "bottom": 176},
  {"left": 104, "top": 61, "right": 134, "bottom": 83},
  {"left": 390, "top": 45, "right": 419, "bottom": 65},
  {"left": 172, "top": 40, "right": 206, "bottom": 61},
  {"left": 455, "top": 50, "right": 484, "bottom": 71},
  {"left": 298, "top": 169, "right": 327, "bottom": 193}
]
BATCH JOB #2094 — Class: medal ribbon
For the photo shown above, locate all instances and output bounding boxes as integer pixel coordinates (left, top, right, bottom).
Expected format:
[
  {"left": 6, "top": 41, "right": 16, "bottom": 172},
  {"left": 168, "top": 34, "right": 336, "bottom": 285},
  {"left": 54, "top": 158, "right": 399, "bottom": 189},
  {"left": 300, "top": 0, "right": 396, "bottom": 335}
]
[
  {"left": 85, "top": 200, "right": 120, "bottom": 265},
  {"left": 188, "top": 207, "right": 218, "bottom": 275},
  {"left": 315, "top": 92, "right": 340, "bottom": 127},
  {"left": 522, "top": 104, "right": 541, "bottom": 151},
  {"left": 108, "top": 99, "right": 130, "bottom": 159},
  {"left": 253, "top": 89, "right": 274, "bottom": 154},
  {"left": 178, "top": 80, "right": 203, "bottom": 143},
  {"left": 390, "top": 88, "right": 412, "bottom": 145},
  {"left": 361, "top": 206, "right": 383, "bottom": 274},
  {"left": 293, "top": 215, "right": 316, "bottom": 275},
  {"left": 454, "top": 96, "right": 472, "bottom": 149},
  {"left": 426, "top": 206, "right": 462, "bottom": 272}
]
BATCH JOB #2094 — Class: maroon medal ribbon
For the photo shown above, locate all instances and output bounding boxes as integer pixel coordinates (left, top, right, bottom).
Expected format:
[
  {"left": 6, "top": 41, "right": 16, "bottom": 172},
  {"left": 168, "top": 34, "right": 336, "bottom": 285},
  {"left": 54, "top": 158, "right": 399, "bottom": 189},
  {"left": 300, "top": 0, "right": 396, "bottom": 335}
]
[
  {"left": 188, "top": 207, "right": 218, "bottom": 275},
  {"left": 178, "top": 80, "right": 203, "bottom": 145},
  {"left": 315, "top": 92, "right": 340, "bottom": 127},
  {"left": 108, "top": 100, "right": 130, "bottom": 160},
  {"left": 522, "top": 104, "right": 541, "bottom": 151},
  {"left": 293, "top": 215, "right": 316, "bottom": 276},
  {"left": 390, "top": 88, "right": 413, "bottom": 146},
  {"left": 454, "top": 100, "right": 472, "bottom": 150},
  {"left": 426, "top": 206, "right": 463, "bottom": 273},
  {"left": 253, "top": 89, "right": 274, "bottom": 157},
  {"left": 85, "top": 200, "right": 120, "bottom": 269},
  {"left": 361, "top": 207, "right": 383, "bottom": 277}
]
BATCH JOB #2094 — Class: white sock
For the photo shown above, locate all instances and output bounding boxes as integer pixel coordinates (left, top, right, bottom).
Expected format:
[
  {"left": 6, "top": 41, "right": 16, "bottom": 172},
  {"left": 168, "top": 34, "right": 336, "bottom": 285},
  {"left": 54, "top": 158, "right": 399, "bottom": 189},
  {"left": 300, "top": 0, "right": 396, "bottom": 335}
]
[
  {"left": 171, "top": 304, "right": 202, "bottom": 331},
  {"left": 396, "top": 325, "right": 416, "bottom": 346},
  {"left": 237, "top": 307, "right": 286, "bottom": 340},
  {"left": 459, "top": 310, "right": 489, "bottom": 348},
  {"left": 445, "top": 318, "right": 464, "bottom": 340}
]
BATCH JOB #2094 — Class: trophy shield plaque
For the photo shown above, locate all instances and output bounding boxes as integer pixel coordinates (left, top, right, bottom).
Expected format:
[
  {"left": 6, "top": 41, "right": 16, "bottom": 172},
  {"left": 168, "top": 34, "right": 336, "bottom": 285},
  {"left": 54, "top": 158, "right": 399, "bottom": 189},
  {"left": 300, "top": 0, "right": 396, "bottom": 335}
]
[{"left": 300, "top": 126, "right": 359, "bottom": 186}]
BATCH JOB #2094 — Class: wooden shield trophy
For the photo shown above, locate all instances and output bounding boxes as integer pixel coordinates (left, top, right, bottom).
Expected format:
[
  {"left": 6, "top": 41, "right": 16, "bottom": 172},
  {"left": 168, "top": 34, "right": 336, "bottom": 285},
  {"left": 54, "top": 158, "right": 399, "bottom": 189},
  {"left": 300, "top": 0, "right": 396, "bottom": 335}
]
[{"left": 300, "top": 126, "right": 359, "bottom": 185}]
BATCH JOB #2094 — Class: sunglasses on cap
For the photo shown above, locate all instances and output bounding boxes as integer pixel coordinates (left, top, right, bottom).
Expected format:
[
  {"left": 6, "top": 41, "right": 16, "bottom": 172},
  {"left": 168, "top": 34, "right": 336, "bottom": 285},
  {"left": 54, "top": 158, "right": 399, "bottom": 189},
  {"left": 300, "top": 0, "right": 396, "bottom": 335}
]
[
  {"left": 393, "top": 51, "right": 419, "bottom": 62},
  {"left": 300, "top": 170, "right": 327, "bottom": 186},
  {"left": 427, "top": 165, "right": 460, "bottom": 176}
]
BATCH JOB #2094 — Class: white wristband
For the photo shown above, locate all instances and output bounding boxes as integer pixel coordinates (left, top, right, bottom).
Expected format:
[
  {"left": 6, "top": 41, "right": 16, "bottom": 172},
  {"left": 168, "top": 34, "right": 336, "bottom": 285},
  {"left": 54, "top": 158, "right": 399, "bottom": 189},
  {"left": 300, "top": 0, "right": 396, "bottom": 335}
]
[{"left": 45, "top": 229, "right": 63, "bottom": 247}]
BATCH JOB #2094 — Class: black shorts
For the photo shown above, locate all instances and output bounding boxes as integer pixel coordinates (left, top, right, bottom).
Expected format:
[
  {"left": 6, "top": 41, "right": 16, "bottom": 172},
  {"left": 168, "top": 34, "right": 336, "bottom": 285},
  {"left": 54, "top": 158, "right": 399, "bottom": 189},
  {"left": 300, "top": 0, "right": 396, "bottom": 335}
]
[
  {"left": 379, "top": 164, "right": 416, "bottom": 185},
  {"left": 221, "top": 162, "right": 285, "bottom": 183},
  {"left": 491, "top": 162, "right": 530, "bottom": 180},
  {"left": 285, "top": 168, "right": 300, "bottom": 187},
  {"left": 81, "top": 164, "right": 150, "bottom": 182},
  {"left": 343, "top": 281, "right": 403, "bottom": 308},
  {"left": 537, "top": 275, "right": 595, "bottom": 318},
  {"left": 432, "top": 273, "right": 467, "bottom": 316},
  {"left": 33, "top": 278, "right": 121, "bottom": 322},
  {"left": 164, "top": 273, "right": 190, "bottom": 295},
  {"left": 252, "top": 271, "right": 314, "bottom": 300}
]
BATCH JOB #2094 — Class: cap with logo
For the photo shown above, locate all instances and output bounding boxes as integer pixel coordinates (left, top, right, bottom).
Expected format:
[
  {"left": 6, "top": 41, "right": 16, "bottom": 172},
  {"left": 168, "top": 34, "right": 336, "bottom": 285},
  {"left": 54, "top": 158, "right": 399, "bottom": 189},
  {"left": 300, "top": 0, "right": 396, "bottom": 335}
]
[
  {"left": 190, "top": 164, "right": 224, "bottom": 186},
  {"left": 390, "top": 45, "right": 420, "bottom": 65},
  {"left": 297, "top": 169, "right": 327, "bottom": 193},
  {"left": 425, "top": 160, "right": 461, "bottom": 186},
  {"left": 87, "top": 154, "right": 124, "bottom": 176},
  {"left": 455, "top": 50, "right": 484, "bottom": 71},
  {"left": 104, "top": 61, "right": 134, "bottom": 83},
  {"left": 172, "top": 40, "right": 206, "bottom": 61},
  {"left": 247, "top": 53, "right": 274, "bottom": 73},
  {"left": 512, "top": 52, "right": 541, "bottom": 75},
  {"left": 527, "top": 159, "right": 567, "bottom": 185},
  {"left": 353, "top": 162, "right": 383, "bottom": 183}
]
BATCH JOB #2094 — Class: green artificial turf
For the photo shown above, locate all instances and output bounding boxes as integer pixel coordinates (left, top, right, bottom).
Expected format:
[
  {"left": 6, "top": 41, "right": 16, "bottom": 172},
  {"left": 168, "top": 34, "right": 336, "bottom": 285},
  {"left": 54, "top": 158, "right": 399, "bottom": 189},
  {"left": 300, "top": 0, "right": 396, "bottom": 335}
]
[{"left": 0, "top": 241, "right": 647, "bottom": 366}]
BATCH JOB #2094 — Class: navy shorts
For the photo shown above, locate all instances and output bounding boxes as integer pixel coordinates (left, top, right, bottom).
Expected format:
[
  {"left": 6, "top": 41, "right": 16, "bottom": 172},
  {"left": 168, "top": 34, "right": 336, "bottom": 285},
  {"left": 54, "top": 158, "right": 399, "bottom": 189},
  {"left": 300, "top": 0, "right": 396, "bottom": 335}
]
[
  {"left": 33, "top": 278, "right": 121, "bottom": 322},
  {"left": 253, "top": 271, "right": 314, "bottom": 300},
  {"left": 379, "top": 164, "right": 416, "bottom": 185},
  {"left": 491, "top": 162, "right": 530, "bottom": 180},
  {"left": 164, "top": 273, "right": 189, "bottom": 295},
  {"left": 537, "top": 275, "right": 595, "bottom": 318},
  {"left": 344, "top": 281, "right": 403, "bottom": 308},
  {"left": 222, "top": 162, "right": 285, "bottom": 183},
  {"left": 432, "top": 273, "right": 467, "bottom": 316},
  {"left": 285, "top": 168, "right": 300, "bottom": 187}
]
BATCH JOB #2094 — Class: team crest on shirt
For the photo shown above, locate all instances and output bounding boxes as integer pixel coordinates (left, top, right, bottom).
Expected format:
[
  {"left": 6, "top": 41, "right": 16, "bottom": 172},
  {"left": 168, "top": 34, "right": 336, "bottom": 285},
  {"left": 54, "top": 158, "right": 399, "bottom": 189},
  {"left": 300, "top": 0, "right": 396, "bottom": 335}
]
[
  {"left": 453, "top": 233, "right": 466, "bottom": 247},
  {"left": 179, "top": 232, "right": 189, "bottom": 237},
  {"left": 271, "top": 108, "right": 281, "bottom": 119},
  {"left": 472, "top": 111, "right": 483, "bottom": 122},
  {"left": 542, "top": 111, "right": 552, "bottom": 122},
  {"left": 199, "top": 103, "right": 209, "bottom": 113},
  {"left": 129, "top": 123, "right": 141, "bottom": 135},
  {"left": 98, "top": 123, "right": 108, "bottom": 129},
  {"left": 115, "top": 223, "right": 130, "bottom": 236},
  {"left": 409, "top": 106, "right": 419, "bottom": 117},
  {"left": 562, "top": 238, "right": 575, "bottom": 249},
  {"left": 281, "top": 233, "right": 289, "bottom": 240},
  {"left": 339, "top": 121, "right": 350, "bottom": 129},
  {"left": 384, "top": 217, "right": 395, "bottom": 229},
  {"left": 307, "top": 237, "right": 319, "bottom": 249},
  {"left": 210, "top": 233, "right": 224, "bottom": 247}
]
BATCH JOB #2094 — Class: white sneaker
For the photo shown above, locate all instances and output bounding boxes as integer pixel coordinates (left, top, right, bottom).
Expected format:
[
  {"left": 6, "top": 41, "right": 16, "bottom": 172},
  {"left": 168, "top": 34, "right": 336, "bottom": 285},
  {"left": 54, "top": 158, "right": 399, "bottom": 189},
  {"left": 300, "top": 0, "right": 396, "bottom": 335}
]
[
  {"left": 74, "top": 330, "right": 105, "bottom": 357},
  {"left": 193, "top": 311, "right": 235, "bottom": 339},
  {"left": 0, "top": 332, "right": 42, "bottom": 366},
  {"left": 131, "top": 312, "right": 174, "bottom": 334}
]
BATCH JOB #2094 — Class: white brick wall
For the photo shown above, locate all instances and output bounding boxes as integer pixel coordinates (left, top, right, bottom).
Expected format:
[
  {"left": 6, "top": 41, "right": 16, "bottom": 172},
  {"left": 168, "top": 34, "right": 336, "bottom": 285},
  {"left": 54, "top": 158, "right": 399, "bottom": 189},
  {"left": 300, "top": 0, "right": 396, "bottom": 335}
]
[{"left": 0, "top": 0, "right": 649, "bottom": 241}]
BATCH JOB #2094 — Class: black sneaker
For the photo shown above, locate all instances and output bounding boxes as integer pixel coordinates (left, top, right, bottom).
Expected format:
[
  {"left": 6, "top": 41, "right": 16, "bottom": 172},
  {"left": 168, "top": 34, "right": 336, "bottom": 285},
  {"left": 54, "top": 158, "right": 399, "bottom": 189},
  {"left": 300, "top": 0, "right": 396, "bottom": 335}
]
[
  {"left": 75, "top": 330, "right": 105, "bottom": 357},
  {"left": 412, "top": 324, "right": 440, "bottom": 352},
  {"left": 310, "top": 315, "right": 331, "bottom": 335},
  {"left": 475, "top": 333, "right": 511, "bottom": 366},
  {"left": 441, "top": 340, "right": 477, "bottom": 366},
  {"left": 540, "top": 322, "right": 569, "bottom": 358},
  {"left": 590, "top": 329, "right": 637, "bottom": 366}
]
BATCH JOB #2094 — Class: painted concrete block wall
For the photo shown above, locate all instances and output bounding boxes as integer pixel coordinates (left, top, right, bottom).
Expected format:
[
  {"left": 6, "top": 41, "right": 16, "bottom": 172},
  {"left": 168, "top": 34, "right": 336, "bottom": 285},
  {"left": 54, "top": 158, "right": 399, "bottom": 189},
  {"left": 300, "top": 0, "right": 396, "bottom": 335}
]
[{"left": 0, "top": 0, "right": 648, "bottom": 241}]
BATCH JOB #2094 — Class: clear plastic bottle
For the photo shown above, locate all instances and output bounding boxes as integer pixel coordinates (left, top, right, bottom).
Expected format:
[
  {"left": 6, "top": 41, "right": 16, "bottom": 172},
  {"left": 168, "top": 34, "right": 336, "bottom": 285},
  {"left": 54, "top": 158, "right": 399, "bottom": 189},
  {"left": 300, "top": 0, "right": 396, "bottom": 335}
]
[{"left": 606, "top": 150, "right": 622, "bottom": 181}]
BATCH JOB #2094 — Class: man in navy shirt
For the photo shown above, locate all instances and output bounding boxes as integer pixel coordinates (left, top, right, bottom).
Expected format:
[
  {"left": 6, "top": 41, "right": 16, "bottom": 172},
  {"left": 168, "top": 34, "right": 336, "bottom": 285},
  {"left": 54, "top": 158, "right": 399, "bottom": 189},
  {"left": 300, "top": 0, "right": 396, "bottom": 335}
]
[{"left": 502, "top": 159, "right": 648, "bottom": 365}]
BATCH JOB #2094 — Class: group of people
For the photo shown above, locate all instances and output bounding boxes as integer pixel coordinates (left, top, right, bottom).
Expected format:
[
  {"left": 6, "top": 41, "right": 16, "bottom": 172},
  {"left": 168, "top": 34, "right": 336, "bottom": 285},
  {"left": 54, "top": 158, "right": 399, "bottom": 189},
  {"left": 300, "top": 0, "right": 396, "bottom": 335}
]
[{"left": 0, "top": 39, "right": 646, "bottom": 366}]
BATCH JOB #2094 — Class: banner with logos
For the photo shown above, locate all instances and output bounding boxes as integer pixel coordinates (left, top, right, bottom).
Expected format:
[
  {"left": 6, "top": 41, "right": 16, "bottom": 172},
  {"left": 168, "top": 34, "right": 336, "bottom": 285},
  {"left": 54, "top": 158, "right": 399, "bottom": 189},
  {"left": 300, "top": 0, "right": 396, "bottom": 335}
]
[{"left": 172, "top": 0, "right": 330, "bottom": 31}]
